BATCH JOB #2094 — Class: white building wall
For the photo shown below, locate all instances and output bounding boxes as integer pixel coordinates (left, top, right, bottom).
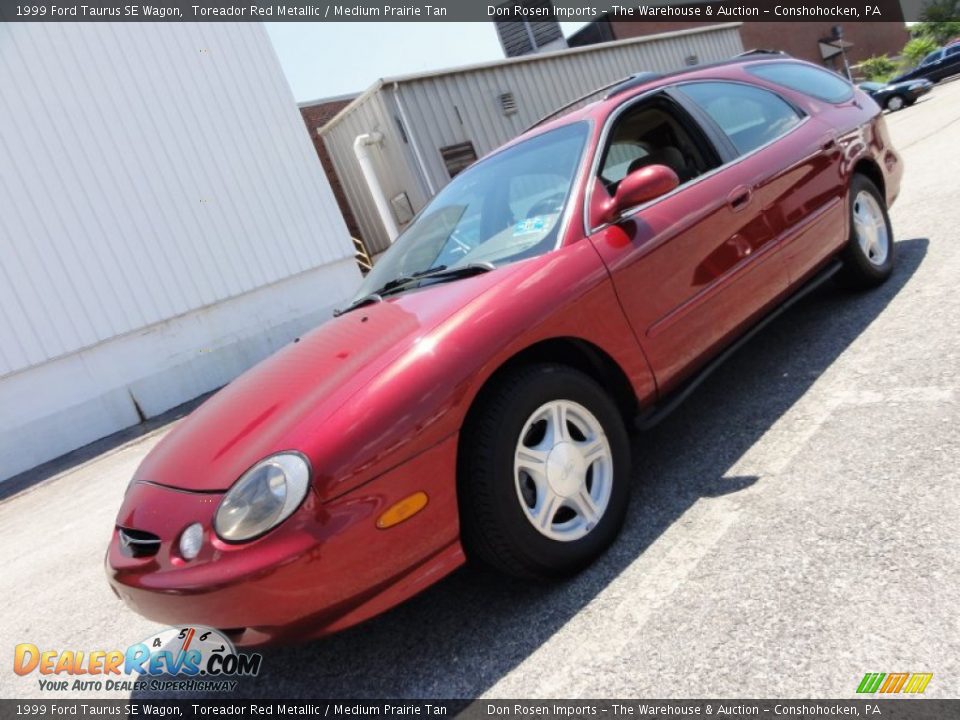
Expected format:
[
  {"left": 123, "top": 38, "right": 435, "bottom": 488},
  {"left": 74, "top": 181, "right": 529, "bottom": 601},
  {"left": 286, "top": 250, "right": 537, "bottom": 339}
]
[{"left": 0, "top": 22, "right": 362, "bottom": 482}]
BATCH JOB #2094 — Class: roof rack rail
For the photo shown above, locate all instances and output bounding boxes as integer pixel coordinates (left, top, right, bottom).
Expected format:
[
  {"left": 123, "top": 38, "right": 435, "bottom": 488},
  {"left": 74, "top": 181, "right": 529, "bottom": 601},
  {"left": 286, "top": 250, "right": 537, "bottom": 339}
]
[
  {"left": 523, "top": 75, "right": 632, "bottom": 132},
  {"left": 522, "top": 52, "right": 792, "bottom": 135},
  {"left": 736, "top": 49, "right": 789, "bottom": 57},
  {"left": 523, "top": 71, "right": 666, "bottom": 133},
  {"left": 603, "top": 72, "right": 665, "bottom": 100}
]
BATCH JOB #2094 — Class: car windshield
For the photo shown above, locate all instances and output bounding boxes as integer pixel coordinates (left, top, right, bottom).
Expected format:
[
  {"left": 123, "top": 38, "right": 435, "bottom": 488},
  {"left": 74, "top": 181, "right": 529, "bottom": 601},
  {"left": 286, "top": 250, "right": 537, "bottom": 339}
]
[
  {"left": 859, "top": 82, "right": 884, "bottom": 91},
  {"left": 353, "top": 121, "right": 589, "bottom": 300}
]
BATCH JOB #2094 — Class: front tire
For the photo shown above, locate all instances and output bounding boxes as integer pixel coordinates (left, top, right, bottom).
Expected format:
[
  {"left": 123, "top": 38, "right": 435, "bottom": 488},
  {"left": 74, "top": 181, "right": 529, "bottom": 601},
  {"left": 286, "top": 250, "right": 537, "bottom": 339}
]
[
  {"left": 886, "top": 95, "right": 905, "bottom": 111},
  {"left": 839, "top": 174, "right": 894, "bottom": 289},
  {"left": 458, "top": 363, "right": 631, "bottom": 579}
]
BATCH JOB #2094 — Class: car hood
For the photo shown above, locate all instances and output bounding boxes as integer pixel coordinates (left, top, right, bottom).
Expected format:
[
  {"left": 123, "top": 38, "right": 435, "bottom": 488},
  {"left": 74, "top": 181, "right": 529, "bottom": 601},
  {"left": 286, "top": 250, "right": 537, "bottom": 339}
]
[{"left": 133, "top": 268, "right": 523, "bottom": 494}]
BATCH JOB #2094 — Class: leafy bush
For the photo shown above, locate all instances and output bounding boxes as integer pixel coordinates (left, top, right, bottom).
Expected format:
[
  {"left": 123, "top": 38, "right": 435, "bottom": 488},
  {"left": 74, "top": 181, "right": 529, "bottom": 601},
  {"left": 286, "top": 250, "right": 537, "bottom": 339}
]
[{"left": 858, "top": 55, "right": 898, "bottom": 82}]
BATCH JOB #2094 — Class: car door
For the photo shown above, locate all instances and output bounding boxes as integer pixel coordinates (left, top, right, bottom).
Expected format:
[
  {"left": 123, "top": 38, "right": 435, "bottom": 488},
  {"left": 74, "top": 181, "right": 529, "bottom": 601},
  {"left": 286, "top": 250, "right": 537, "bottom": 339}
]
[
  {"left": 677, "top": 80, "right": 848, "bottom": 286},
  {"left": 918, "top": 49, "right": 945, "bottom": 80},
  {"left": 941, "top": 45, "right": 960, "bottom": 80},
  {"left": 586, "top": 89, "right": 791, "bottom": 394}
]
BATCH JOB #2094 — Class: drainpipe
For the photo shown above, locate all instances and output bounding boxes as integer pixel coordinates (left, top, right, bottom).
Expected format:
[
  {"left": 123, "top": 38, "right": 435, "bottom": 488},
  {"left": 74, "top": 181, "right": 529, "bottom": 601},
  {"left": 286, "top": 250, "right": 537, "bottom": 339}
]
[
  {"left": 353, "top": 132, "right": 399, "bottom": 243},
  {"left": 393, "top": 82, "right": 437, "bottom": 196}
]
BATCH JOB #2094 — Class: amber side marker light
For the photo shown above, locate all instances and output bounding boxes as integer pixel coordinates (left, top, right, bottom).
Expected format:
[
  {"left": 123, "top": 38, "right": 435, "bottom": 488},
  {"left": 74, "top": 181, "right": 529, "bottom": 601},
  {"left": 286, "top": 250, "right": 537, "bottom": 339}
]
[{"left": 377, "top": 492, "right": 429, "bottom": 529}]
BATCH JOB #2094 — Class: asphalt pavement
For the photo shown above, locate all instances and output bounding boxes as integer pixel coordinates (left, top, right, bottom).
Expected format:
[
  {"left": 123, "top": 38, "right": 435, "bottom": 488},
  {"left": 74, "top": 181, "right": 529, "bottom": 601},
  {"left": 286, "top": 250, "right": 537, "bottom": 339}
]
[{"left": 2, "top": 79, "right": 959, "bottom": 701}]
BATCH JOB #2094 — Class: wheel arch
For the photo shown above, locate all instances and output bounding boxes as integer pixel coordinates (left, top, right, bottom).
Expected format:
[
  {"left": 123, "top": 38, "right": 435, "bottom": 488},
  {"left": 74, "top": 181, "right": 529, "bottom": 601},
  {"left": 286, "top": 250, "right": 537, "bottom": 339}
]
[
  {"left": 454, "top": 337, "right": 636, "bottom": 577},
  {"left": 460, "top": 336, "right": 640, "bottom": 439},
  {"left": 852, "top": 156, "right": 886, "bottom": 201}
]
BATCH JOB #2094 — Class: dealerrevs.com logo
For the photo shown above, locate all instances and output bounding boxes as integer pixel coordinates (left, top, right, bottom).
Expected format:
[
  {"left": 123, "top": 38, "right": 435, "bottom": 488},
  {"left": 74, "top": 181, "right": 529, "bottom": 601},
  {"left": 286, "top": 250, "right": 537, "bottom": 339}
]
[{"left": 14, "top": 627, "right": 262, "bottom": 693}]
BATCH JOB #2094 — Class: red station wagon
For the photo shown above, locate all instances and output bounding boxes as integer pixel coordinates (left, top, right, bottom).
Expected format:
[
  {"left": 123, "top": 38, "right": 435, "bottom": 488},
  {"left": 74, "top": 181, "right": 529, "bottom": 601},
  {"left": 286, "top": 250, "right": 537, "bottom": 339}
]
[{"left": 108, "top": 55, "right": 902, "bottom": 645}]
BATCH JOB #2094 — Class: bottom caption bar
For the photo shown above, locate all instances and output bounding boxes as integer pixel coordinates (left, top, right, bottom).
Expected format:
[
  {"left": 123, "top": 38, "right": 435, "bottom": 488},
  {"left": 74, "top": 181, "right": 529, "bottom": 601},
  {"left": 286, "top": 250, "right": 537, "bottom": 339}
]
[{"left": 1, "top": 700, "right": 955, "bottom": 719}]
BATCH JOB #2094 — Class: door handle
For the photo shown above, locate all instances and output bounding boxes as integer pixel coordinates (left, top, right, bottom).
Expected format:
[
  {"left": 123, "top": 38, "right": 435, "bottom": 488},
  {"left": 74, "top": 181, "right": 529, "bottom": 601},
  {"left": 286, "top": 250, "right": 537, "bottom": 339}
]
[
  {"left": 821, "top": 133, "right": 838, "bottom": 152},
  {"left": 727, "top": 186, "right": 752, "bottom": 212}
]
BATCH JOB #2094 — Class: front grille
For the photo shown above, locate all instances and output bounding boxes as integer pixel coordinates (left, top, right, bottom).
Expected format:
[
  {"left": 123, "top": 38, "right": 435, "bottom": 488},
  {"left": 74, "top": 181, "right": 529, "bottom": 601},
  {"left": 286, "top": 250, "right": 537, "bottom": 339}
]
[{"left": 117, "top": 527, "right": 161, "bottom": 558}]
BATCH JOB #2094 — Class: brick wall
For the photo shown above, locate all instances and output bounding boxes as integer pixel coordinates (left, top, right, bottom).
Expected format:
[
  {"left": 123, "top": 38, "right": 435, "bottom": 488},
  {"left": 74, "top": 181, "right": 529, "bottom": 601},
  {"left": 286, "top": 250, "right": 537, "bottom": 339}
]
[
  {"left": 738, "top": 22, "right": 910, "bottom": 68},
  {"left": 300, "top": 99, "right": 363, "bottom": 242},
  {"left": 608, "top": 19, "right": 910, "bottom": 70}
]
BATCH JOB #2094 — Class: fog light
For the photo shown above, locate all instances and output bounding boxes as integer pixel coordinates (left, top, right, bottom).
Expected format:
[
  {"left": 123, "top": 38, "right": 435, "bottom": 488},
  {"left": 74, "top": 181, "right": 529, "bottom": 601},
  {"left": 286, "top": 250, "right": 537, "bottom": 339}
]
[{"left": 179, "top": 523, "right": 204, "bottom": 560}]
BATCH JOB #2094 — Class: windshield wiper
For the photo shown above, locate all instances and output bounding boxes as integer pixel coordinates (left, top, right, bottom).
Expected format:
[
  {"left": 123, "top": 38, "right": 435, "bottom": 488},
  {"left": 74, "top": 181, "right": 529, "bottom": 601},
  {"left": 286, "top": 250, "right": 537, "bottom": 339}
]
[
  {"left": 332, "top": 293, "right": 383, "bottom": 317},
  {"left": 414, "top": 262, "right": 496, "bottom": 283},
  {"left": 333, "top": 262, "right": 495, "bottom": 317}
]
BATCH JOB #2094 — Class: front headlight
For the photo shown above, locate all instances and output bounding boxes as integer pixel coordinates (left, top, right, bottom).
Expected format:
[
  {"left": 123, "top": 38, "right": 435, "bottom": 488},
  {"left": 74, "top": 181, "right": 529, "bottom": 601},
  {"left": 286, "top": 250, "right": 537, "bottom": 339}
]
[{"left": 214, "top": 452, "right": 311, "bottom": 542}]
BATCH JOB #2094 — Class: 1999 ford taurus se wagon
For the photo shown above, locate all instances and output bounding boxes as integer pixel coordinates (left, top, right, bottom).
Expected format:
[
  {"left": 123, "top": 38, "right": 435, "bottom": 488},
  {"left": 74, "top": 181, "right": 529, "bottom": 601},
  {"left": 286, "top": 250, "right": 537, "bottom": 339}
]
[{"left": 108, "top": 56, "right": 902, "bottom": 645}]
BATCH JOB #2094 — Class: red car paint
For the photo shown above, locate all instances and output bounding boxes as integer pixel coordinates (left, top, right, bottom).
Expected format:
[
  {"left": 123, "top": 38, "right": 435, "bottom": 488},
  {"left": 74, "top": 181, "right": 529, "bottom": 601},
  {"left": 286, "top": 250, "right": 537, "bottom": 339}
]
[{"left": 107, "top": 58, "right": 902, "bottom": 645}]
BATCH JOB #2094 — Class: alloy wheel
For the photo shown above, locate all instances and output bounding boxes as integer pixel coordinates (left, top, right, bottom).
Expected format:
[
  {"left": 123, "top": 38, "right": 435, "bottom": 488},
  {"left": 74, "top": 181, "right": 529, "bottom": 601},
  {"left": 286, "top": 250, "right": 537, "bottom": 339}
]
[
  {"left": 513, "top": 399, "right": 613, "bottom": 542},
  {"left": 853, "top": 189, "right": 890, "bottom": 267}
]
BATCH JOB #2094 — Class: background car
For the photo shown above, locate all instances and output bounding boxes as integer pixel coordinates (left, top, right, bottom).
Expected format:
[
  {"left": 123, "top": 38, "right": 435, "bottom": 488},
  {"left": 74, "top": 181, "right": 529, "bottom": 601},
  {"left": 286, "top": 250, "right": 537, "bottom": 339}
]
[
  {"left": 107, "top": 57, "right": 902, "bottom": 646},
  {"left": 892, "top": 43, "right": 960, "bottom": 83},
  {"left": 859, "top": 78, "right": 933, "bottom": 111}
]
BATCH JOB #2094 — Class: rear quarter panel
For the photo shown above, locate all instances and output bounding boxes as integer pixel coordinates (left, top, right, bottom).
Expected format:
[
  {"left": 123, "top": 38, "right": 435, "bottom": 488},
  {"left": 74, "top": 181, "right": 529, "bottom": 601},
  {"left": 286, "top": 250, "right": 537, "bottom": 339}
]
[{"left": 743, "top": 69, "right": 902, "bottom": 267}]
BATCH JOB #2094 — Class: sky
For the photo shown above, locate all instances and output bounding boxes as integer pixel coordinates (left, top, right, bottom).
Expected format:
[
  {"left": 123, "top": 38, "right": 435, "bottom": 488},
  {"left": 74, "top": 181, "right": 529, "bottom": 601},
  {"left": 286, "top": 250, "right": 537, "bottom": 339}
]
[{"left": 265, "top": 22, "right": 587, "bottom": 103}]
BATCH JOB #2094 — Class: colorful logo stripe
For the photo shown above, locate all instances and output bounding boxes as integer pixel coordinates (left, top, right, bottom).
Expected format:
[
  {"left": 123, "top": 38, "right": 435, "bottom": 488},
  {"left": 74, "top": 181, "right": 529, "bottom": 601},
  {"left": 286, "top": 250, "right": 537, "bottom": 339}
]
[{"left": 857, "top": 672, "right": 932, "bottom": 694}]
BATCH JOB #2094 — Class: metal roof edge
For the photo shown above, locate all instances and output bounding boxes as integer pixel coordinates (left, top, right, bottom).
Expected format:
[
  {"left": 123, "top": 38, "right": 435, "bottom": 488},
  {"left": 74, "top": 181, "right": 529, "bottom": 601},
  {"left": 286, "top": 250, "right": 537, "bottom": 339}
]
[
  {"left": 297, "top": 91, "right": 361, "bottom": 109},
  {"left": 319, "top": 79, "right": 387, "bottom": 136},
  {"left": 318, "top": 22, "right": 743, "bottom": 136}
]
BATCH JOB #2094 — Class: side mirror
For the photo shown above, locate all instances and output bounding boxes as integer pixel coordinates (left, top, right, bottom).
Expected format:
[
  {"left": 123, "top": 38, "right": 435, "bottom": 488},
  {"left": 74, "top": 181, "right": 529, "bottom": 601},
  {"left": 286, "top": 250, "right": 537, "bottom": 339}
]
[{"left": 599, "top": 164, "right": 680, "bottom": 225}]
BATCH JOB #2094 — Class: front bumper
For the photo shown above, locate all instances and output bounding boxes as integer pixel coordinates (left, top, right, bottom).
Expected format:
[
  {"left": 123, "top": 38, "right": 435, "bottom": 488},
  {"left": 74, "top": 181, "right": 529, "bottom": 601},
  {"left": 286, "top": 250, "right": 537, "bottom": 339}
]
[{"left": 106, "top": 434, "right": 464, "bottom": 645}]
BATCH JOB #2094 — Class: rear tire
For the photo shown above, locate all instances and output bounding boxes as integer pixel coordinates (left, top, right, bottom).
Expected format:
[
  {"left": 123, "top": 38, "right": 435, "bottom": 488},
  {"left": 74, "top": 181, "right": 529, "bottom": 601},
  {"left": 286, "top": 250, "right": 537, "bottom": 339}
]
[
  {"left": 839, "top": 174, "right": 894, "bottom": 289},
  {"left": 886, "top": 95, "right": 905, "bottom": 111},
  {"left": 458, "top": 363, "right": 631, "bottom": 579}
]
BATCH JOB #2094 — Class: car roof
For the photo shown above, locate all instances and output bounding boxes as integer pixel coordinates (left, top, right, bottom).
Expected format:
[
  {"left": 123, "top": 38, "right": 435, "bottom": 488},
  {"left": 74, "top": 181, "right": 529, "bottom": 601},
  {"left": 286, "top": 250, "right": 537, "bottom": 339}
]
[{"left": 519, "top": 53, "right": 800, "bottom": 139}]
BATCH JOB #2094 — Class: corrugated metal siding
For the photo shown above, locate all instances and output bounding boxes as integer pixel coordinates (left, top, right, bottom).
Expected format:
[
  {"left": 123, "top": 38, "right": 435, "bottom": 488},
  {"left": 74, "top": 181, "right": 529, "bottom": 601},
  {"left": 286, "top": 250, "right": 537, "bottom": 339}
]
[
  {"left": 0, "top": 22, "right": 355, "bottom": 377},
  {"left": 322, "top": 24, "right": 743, "bottom": 252},
  {"left": 321, "top": 89, "right": 431, "bottom": 254}
]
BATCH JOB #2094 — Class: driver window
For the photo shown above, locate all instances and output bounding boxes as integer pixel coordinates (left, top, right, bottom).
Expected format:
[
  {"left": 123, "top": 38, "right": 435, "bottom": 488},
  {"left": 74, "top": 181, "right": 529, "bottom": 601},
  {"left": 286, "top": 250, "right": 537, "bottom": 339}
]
[
  {"left": 598, "top": 99, "right": 716, "bottom": 197},
  {"left": 600, "top": 142, "right": 650, "bottom": 186}
]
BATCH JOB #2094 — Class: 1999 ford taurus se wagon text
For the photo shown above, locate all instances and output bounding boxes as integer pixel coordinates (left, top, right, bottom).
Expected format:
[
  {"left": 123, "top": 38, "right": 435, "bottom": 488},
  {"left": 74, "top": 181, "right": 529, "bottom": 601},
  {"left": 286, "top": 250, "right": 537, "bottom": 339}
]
[{"left": 108, "top": 56, "right": 902, "bottom": 645}]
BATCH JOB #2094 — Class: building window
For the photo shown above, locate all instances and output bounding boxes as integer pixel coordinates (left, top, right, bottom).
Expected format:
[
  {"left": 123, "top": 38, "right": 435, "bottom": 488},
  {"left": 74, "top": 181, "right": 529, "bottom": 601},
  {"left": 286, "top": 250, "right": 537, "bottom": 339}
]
[
  {"left": 440, "top": 141, "right": 478, "bottom": 179},
  {"left": 493, "top": 2, "right": 563, "bottom": 58}
]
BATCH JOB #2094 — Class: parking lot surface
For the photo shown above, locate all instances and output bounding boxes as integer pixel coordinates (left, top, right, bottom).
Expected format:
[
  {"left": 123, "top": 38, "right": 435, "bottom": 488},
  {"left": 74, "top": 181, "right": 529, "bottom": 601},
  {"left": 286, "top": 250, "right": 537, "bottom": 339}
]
[{"left": 2, "top": 79, "right": 959, "bottom": 701}]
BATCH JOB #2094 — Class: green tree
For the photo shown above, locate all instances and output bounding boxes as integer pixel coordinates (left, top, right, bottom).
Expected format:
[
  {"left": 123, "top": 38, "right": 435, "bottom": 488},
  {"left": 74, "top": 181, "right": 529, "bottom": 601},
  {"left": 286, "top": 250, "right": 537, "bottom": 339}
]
[
  {"left": 911, "top": 0, "right": 960, "bottom": 44},
  {"left": 901, "top": 36, "right": 940, "bottom": 67}
]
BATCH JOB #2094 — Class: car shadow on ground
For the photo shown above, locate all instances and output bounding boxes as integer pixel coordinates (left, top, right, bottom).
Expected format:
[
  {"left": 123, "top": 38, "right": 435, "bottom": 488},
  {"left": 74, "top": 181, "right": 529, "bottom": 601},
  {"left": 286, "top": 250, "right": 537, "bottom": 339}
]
[{"left": 133, "top": 238, "right": 928, "bottom": 700}]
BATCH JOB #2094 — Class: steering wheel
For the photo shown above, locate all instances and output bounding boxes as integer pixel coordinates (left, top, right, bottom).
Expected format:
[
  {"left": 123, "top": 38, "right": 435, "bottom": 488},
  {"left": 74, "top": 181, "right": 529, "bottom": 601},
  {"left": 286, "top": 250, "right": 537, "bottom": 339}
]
[
  {"left": 446, "top": 226, "right": 474, "bottom": 256},
  {"left": 525, "top": 192, "right": 565, "bottom": 219}
]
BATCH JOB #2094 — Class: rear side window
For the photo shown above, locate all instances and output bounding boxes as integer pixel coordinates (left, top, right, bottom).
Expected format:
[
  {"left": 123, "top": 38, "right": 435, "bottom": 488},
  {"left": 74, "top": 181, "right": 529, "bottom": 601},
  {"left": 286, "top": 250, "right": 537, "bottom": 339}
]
[
  {"left": 746, "top": 62, "right": 854, "bottom": 103},
  {"left": 679, "top": 82, "right": 802, "bottom": 156}
]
